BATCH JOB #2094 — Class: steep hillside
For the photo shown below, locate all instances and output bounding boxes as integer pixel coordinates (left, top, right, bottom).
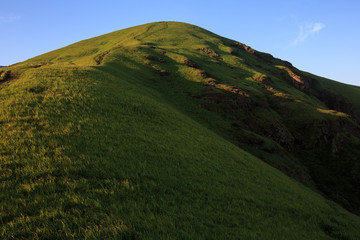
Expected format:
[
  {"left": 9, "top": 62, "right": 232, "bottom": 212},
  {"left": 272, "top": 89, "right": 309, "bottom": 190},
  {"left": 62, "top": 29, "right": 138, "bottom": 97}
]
[{"left": 0, "top": 22, "right": 359, "bottom": 239}]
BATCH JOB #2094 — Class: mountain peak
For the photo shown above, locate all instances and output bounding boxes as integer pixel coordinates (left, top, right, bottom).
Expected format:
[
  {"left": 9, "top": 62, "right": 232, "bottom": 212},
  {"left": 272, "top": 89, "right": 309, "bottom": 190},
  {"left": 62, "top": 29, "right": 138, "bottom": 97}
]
[{"left": 1, "top": 22, "right": 360, "bottom": 239}]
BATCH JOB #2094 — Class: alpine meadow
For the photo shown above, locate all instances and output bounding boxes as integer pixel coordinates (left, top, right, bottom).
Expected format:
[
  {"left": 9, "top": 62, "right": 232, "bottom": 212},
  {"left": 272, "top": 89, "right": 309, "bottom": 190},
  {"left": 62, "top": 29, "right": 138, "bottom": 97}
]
[{"left": 0, "top": 22, "right": 359, "bottom": 239}]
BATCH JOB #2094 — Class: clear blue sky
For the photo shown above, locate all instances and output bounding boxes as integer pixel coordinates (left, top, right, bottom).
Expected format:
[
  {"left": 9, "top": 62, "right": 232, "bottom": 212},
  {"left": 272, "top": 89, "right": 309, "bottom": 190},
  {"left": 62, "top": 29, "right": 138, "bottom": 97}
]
[{"left": 1, "top": 0, "right": 360, "bottom": 86}]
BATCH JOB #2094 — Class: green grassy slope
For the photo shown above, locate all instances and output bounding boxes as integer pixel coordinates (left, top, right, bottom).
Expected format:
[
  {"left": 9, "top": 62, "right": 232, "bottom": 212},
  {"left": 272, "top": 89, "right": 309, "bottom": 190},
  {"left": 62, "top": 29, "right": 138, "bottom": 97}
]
[{"left": 0, "top": 22, "right": 359, "bottom": 239}]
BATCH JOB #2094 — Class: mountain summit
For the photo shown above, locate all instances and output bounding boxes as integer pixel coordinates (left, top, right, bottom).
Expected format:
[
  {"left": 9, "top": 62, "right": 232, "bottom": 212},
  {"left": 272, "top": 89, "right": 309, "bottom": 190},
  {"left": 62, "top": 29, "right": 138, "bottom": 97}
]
[{"left": 1, "top": 22, "right": 359, "bottom": 239}]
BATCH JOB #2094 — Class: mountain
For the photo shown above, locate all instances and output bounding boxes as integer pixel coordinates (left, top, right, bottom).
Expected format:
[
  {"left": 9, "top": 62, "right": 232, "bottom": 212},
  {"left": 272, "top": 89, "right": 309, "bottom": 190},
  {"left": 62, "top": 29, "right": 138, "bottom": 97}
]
[{"left": 0, "top": 21, "right": 359, "bottom": 239}]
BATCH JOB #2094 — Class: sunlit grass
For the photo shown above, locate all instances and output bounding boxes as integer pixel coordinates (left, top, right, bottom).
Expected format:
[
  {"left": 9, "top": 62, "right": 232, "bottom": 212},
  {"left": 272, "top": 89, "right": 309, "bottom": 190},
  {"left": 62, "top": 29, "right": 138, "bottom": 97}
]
[{"left": 317, "top": 108, "right": 349, "bottom": 117}]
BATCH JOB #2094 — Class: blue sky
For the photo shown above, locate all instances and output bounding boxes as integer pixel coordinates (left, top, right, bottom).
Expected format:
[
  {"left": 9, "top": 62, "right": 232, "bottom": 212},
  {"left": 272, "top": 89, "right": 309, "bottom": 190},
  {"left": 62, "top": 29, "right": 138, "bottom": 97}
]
[{"left": 1, "top": 0, "right": 359, "bottom": 86}]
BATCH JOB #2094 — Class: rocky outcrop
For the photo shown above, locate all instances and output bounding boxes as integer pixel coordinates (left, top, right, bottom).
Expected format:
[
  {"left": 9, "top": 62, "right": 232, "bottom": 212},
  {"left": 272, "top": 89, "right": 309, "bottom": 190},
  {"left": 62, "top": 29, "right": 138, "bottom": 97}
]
[
  {"left": 94, "top": 51, "right": 110, "bottom": 65},
  {"left": 156, "top": 69, "right": 170, "bottom": 76},
  {"left": 183, "top": 59, "right": 198, "bottom": 68},
  {"left": 145, "top": 55, "right": 166, "bottom": 63},
  {"left": 253, "top": 73, "right": 272, "bottom": 85},
  {"left": 277, "top": 66, "right": 312, "bottom": 91},
  {"left": 197, "top": 47, "right": 220, "bottom": 58},
  {"left": 0, "top": 70, "right": 11, "bottom": 81},
  {"left": 231, "top": 42, "right": 276, "bottom": 64},
  {"left": 232, "top": 42, "right": 256, "bottom": 54}
]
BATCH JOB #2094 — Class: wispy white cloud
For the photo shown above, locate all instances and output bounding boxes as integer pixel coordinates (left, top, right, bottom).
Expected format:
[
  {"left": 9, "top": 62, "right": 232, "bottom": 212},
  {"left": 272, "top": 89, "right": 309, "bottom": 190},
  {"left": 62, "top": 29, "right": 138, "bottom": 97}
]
[
  {"left": 293, "top": 22, "right": 325, "bottom": 46},
  {"left": 0, "top": 15, "right": 21, "bottom": 23}
]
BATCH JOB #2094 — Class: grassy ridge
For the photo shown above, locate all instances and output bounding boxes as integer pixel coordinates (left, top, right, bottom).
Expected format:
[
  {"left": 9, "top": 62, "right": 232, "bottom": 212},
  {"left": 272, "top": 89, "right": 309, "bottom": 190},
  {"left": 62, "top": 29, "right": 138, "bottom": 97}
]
[{"left": 1, "top": 22, "right": 360, "bottom": 239}]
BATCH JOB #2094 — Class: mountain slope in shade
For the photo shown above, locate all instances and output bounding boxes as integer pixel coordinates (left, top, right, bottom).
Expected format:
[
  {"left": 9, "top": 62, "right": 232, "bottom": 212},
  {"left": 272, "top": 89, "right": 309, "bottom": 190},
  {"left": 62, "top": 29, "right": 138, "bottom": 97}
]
[{"left": 0, "top": 22, "right": 359, "bottom": 239}]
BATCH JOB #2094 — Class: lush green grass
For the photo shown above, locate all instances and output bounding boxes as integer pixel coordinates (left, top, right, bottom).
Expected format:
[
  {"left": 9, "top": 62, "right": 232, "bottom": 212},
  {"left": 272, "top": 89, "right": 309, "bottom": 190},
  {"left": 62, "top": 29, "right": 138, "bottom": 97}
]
[{"left": 1, "top": 22, "right": 360, "bottom": 239}]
